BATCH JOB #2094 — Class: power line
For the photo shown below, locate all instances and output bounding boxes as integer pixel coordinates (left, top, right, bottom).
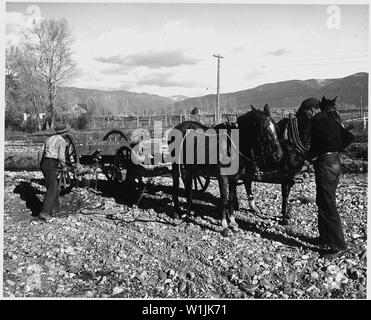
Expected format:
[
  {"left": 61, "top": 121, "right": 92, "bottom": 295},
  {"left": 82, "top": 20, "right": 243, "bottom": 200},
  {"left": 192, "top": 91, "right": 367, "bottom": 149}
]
[
  {"left": 265, "top": 59, "right": 368, "bottom": 68},
  {"left": 226, "top": 54, "right": 368, "bottom": 66},
  {"left": 288, "top": 43, "right": 368, "bottom": 52},
  {"left": 275, "top": 55, "right": 368, "bottom": 63}
]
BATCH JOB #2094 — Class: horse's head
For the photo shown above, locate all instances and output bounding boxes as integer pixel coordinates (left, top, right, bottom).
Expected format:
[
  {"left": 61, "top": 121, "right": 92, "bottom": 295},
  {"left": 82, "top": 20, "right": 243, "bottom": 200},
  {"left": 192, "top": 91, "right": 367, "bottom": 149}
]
[
  {"left": 319, "top": 96, "right": 344, "bottom": 126},
  {"left": 238, "top": 105, "right": 283, "bottom": 162},
  {"left": 320, "top": 96, "right": 337, "bottom": 112}
]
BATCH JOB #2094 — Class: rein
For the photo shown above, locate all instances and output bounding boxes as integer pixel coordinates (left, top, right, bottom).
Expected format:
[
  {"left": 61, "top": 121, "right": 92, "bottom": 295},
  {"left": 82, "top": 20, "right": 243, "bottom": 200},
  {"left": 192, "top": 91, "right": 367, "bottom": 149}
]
[{"left": 176, "top": 122, "right": 252, "bottom": 175}]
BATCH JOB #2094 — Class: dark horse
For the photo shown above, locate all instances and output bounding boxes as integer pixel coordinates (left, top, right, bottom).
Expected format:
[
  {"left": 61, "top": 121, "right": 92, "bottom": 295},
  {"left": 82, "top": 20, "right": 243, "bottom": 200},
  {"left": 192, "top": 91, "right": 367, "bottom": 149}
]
[
  {"left": 242, "top": 98, "right": 319, "bottom": 225},
  {"left": 318, "top": 96, "right": 350, "bottom": 129},
  {"left": 169, "top": 106, "right": 283, "bottom": 235}
]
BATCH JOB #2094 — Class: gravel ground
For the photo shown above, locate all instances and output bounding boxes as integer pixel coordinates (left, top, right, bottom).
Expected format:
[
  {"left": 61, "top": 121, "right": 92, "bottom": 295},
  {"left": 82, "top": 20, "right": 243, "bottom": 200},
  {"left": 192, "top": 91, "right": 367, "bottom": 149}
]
[{"left": 3, "top": 168, "right": 367, "bottom": 299}]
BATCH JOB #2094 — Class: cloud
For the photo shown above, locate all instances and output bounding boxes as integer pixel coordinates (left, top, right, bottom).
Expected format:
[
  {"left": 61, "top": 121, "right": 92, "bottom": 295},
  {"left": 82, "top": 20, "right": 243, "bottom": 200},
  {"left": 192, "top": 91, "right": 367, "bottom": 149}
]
[
  {"left": 266, "top": 48, "right": 291, "bottom": 56},
  {"left": 137, "top": 73, "right": 198, "bottom": 88},
  {"left": 6, "top": 8, "right": 43, "bottom": 47},
  {"left": 244, "top": 69, "right": 265, "bottom": 80},
  {"left": 95, "top": 50, "right": 199, "bottom": 69},
  {"left": 233, "top": 46, "right": 245, "bottom": 53},
  {"left": 70, "top": 19, "right": 259, "bottom": 95}
]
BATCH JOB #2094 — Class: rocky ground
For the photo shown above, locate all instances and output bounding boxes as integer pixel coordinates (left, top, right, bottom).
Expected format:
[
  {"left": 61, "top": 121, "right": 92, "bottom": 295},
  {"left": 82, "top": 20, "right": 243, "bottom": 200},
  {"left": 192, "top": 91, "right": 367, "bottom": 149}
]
[{"left": 3, "top": 168, "right": 367, "bottom": 299}]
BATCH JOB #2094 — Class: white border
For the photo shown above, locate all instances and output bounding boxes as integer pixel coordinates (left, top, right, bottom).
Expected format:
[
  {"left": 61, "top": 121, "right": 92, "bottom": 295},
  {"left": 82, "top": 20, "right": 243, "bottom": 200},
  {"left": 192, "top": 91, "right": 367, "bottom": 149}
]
[{"left": 1, "top": 0, "right": 370, "bottom": 301}]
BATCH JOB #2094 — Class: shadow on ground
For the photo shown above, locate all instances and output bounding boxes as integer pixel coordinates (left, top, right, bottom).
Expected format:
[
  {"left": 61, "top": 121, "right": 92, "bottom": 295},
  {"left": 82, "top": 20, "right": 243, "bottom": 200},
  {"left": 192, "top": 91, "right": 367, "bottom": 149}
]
[
  {"left": 25, "top": 177, "right": 320, "bottom": 253},
  {"left": 13, "top": 181, "right": 43, "bottom": 217}
]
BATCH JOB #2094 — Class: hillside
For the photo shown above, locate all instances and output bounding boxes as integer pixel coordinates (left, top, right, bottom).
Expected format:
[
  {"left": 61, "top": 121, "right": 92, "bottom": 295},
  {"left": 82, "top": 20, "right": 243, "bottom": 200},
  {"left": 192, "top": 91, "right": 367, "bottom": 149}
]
[
  {"left": 58, "top": 72, "right": 368, "bottom": 116},
  {"left": 170, "top": 72, "right": 368, "bottom": 113},
  {"left": 59, "top": 87, "right": 174, "bottom": 116}
]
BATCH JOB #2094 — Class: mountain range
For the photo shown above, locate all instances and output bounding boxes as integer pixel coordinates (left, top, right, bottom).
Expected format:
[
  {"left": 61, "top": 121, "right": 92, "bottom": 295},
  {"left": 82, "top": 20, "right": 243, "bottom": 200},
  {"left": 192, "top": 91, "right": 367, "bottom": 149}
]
[
  {"left": 60, "top": 72, "right": 368, "bottom": 116},
  {"left": 170, "top": 72, "right": 368, "bottom": 114}
]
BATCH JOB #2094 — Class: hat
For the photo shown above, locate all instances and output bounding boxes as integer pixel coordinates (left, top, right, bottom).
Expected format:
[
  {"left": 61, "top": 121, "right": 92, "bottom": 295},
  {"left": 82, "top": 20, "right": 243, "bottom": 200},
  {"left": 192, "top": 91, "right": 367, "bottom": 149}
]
[
  {"left": 190, "top": 107, "right": 199, "bottom": 115},
  {"left": 55, "top": 123, "right": 69, "bottom": 134}
]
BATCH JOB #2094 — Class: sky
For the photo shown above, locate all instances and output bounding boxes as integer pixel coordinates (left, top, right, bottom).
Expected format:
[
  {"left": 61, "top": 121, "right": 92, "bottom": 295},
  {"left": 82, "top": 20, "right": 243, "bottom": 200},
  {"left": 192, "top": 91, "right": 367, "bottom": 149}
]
[{"left": 5, "top": 2, "right": 369, "bottom": 98}]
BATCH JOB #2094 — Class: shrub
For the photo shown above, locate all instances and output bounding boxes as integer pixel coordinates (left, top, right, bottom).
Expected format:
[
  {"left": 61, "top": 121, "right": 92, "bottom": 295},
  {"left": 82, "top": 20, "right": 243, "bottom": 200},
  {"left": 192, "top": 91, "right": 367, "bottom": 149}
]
[
  {"left": 76, "top": 113, "right": 89, "bottom": 130},
  {"left": 5, "top": 109, "right": 23, "bottom": 131}
]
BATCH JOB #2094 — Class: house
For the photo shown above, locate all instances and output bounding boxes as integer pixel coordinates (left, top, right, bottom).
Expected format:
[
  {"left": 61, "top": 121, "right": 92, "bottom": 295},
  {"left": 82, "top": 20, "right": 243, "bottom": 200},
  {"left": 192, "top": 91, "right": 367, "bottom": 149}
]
[
  {"left": 60, "top": 104, "right": 88, "bottom": 118},
  {"left": 23, "top": 112, "right": 46, "bottom": 122}
]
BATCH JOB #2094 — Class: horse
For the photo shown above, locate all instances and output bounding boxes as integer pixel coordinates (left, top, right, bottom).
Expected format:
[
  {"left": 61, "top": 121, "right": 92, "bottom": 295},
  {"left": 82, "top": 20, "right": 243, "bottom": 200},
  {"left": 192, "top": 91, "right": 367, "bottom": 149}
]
[
  {"left": 242, "top": 99, "right": 317, "bottom": 225},
  {"left": 168, "top": 105, "right": 283, "bottom": 236},
  {"left": 318, "top": 96, "right": 352, "bottom": 129}
]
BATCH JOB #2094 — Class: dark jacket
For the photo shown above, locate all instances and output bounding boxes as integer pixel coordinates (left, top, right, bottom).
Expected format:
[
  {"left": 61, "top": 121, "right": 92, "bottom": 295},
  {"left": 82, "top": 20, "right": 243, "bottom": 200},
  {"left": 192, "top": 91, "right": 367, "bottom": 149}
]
[{"left": 308, "top": 111, "right": 353, "bottom": 159}]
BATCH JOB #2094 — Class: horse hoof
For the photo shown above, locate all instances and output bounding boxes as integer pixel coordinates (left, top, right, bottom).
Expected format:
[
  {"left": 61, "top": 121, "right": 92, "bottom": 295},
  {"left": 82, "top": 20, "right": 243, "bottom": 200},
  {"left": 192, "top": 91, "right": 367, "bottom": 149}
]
[
  {"left": 229, "top": 222, "right": 239, "bottom": 232},
  {"left": 231, "top": 226, "right": 239, "bottom": 233},
  {"left": 221, "top": 228, "right": 232, "bottom": 237},
  {"left": 173, "top": 212, "right": 181, "bottom": 220}
]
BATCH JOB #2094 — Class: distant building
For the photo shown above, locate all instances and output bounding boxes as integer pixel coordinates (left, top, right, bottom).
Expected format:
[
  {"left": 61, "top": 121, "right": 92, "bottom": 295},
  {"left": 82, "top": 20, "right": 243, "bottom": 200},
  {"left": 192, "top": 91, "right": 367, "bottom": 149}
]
[
  {"left": 60, "top": 104, "right": 88, "bottom": 118},
  {"left": 23, "top": 112, "right": 46, "bottom": 122}
]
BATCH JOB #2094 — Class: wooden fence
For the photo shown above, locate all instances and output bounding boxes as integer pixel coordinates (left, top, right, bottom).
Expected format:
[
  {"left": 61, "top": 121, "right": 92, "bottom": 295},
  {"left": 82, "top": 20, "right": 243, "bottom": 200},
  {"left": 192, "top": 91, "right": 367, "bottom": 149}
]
[{"left": 72, "top": 113, "right": 243, "bottom": 130}]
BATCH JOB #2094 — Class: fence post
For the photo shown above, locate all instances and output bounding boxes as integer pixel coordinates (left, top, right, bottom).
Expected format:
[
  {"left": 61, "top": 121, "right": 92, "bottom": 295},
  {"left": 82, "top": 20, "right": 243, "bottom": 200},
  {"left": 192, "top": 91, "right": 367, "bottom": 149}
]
[
  {"left": 363, "top": 112, "right": 367, "bottom": 131},
  {"left": 148, "top": 115, "right": 151, "bottom": 127},
  {"left": 137, "top": 115, "right": 140, "bottom": 127}
]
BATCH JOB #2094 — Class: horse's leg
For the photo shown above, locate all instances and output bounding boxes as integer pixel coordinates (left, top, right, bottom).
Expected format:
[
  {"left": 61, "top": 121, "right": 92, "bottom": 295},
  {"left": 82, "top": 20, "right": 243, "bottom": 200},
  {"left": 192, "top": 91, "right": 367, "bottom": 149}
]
[
  {"left": 243, "top": 177, "right": 261, "bottom": 214},
  {"left": 182, "top": 168, "right": 194, "bottom": 217},
  {"left": 218, "top": 175, "right": 230, "bottom": 236},
  {"left": 233, "top": 176, "right": 240, "bottom": 211},
  {"left": 172, "top": 164, "right": 181, "bottom": 219},
  {"left": 281, "top": 181, "right": 294, "bottom": 225},
  {"left": 228, "top": 175, "right": 239, "bottom": 231}
]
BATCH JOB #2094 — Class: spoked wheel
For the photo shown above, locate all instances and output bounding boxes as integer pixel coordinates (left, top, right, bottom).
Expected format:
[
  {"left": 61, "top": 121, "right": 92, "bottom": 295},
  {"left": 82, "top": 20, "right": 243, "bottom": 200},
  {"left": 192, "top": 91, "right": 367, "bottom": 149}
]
[
  {"left": 113, "top": 146, "right": 133, "bottom": 183},
  {"left": 101, "top": 130, "right": 128, "bottom": 181},
  {"left": 102, "top": 129, "right": 128, "bottom": 143},
  {"left": 57, "top": 134, "right": 79, "bottom": 194},
  {"left": 179, "top": 165, "right": 210, "bottom": 193}
]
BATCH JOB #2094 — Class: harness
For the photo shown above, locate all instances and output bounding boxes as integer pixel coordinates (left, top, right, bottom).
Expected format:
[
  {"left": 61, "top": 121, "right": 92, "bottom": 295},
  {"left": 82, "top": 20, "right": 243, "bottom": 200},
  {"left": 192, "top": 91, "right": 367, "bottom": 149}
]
[{"left": 282, "top": 114, "right": 309, "bottom": 156}]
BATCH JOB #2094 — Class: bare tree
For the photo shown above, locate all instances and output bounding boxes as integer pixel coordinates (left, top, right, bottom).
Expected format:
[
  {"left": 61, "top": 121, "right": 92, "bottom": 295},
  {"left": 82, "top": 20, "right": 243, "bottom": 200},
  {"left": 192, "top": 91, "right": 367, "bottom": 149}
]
[
  {"left": 23, "top": 18, "right": 76, "bottom": 128},
  {"left": 6, "top": 45, "right": 47, "bottom": 131}
]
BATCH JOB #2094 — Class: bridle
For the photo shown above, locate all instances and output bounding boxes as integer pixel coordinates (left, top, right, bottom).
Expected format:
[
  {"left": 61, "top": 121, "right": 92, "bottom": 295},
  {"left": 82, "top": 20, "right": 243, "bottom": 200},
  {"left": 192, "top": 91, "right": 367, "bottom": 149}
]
[{"left": 254, "top": 115, "right": 280, "bottom": 160}]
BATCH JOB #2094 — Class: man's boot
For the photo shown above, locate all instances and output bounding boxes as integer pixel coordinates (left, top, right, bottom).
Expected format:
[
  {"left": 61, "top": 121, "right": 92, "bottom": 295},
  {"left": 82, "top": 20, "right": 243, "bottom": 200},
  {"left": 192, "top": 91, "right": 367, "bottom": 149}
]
[{"left": 38, "top": 212, "right": 51, "bottom": 221}]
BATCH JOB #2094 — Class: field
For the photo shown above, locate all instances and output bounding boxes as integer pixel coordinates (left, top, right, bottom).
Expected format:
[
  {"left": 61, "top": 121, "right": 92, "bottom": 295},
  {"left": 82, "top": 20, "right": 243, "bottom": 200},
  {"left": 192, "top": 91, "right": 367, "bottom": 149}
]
[{"left": 3, "top": 134, "right": 368, "bottom": 298}]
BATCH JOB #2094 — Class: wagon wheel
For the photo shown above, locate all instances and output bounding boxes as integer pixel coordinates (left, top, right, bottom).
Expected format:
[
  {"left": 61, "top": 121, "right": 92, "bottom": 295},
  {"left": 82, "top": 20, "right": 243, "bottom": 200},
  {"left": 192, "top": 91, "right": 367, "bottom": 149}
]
[
  {"left": 102, "top": 129, "right": 128, "bottom": 143},
  {"left": 113, "top": 146, "right": 133, "bottom": 183},
  {"left": 57, "top": 134, "right": 78, "bottom": 193},
  {"left": 179, "top": 165, "right": 210, "bottom": 193},
  {"left": 101, "top": 130, "right": 128, "bottom": 180}
]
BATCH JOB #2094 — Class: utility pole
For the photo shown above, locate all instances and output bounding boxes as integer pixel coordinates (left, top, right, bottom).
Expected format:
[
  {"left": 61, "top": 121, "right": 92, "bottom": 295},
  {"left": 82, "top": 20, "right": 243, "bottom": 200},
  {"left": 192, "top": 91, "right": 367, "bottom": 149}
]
[{"left": 213, "top": 54, "right": 223, "bottom": 123}]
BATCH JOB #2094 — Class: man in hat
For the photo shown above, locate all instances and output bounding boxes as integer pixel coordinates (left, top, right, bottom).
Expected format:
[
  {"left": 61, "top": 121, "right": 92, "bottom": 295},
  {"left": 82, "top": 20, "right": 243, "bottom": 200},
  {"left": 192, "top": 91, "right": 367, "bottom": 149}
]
[
  {"left": 308, "top": 97, "right": 353, "bottom": 259},
  {"left": 39, "top": 123, "right": 69, "bottom": 221}
]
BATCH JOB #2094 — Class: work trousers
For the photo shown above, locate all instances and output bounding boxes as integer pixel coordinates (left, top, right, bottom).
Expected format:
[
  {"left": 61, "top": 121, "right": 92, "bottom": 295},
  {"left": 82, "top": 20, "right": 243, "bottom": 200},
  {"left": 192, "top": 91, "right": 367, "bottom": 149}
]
[
  {"left": 314, "top": 153, "right": 347, "bottom": 252},
  {"left": 40, "top": 157, "right": 60, "bottom": 215}
]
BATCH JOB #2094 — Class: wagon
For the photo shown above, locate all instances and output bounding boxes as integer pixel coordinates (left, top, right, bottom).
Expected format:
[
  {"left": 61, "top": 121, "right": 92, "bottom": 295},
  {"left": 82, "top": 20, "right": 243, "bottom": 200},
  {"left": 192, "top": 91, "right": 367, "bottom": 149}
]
[{"left": 58, "top": 129, "right": 211, "bottom": 194}]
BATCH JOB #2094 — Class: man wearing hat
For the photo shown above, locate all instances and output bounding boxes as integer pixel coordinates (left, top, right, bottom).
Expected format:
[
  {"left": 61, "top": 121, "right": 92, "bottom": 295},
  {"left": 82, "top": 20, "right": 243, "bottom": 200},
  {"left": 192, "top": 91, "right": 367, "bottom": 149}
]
[
  {"left": 39, "top": 123, "right": 69, "bottom": 221},
  {"left": 308, "top": 97, "right": 353, "bottom": 259}
]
